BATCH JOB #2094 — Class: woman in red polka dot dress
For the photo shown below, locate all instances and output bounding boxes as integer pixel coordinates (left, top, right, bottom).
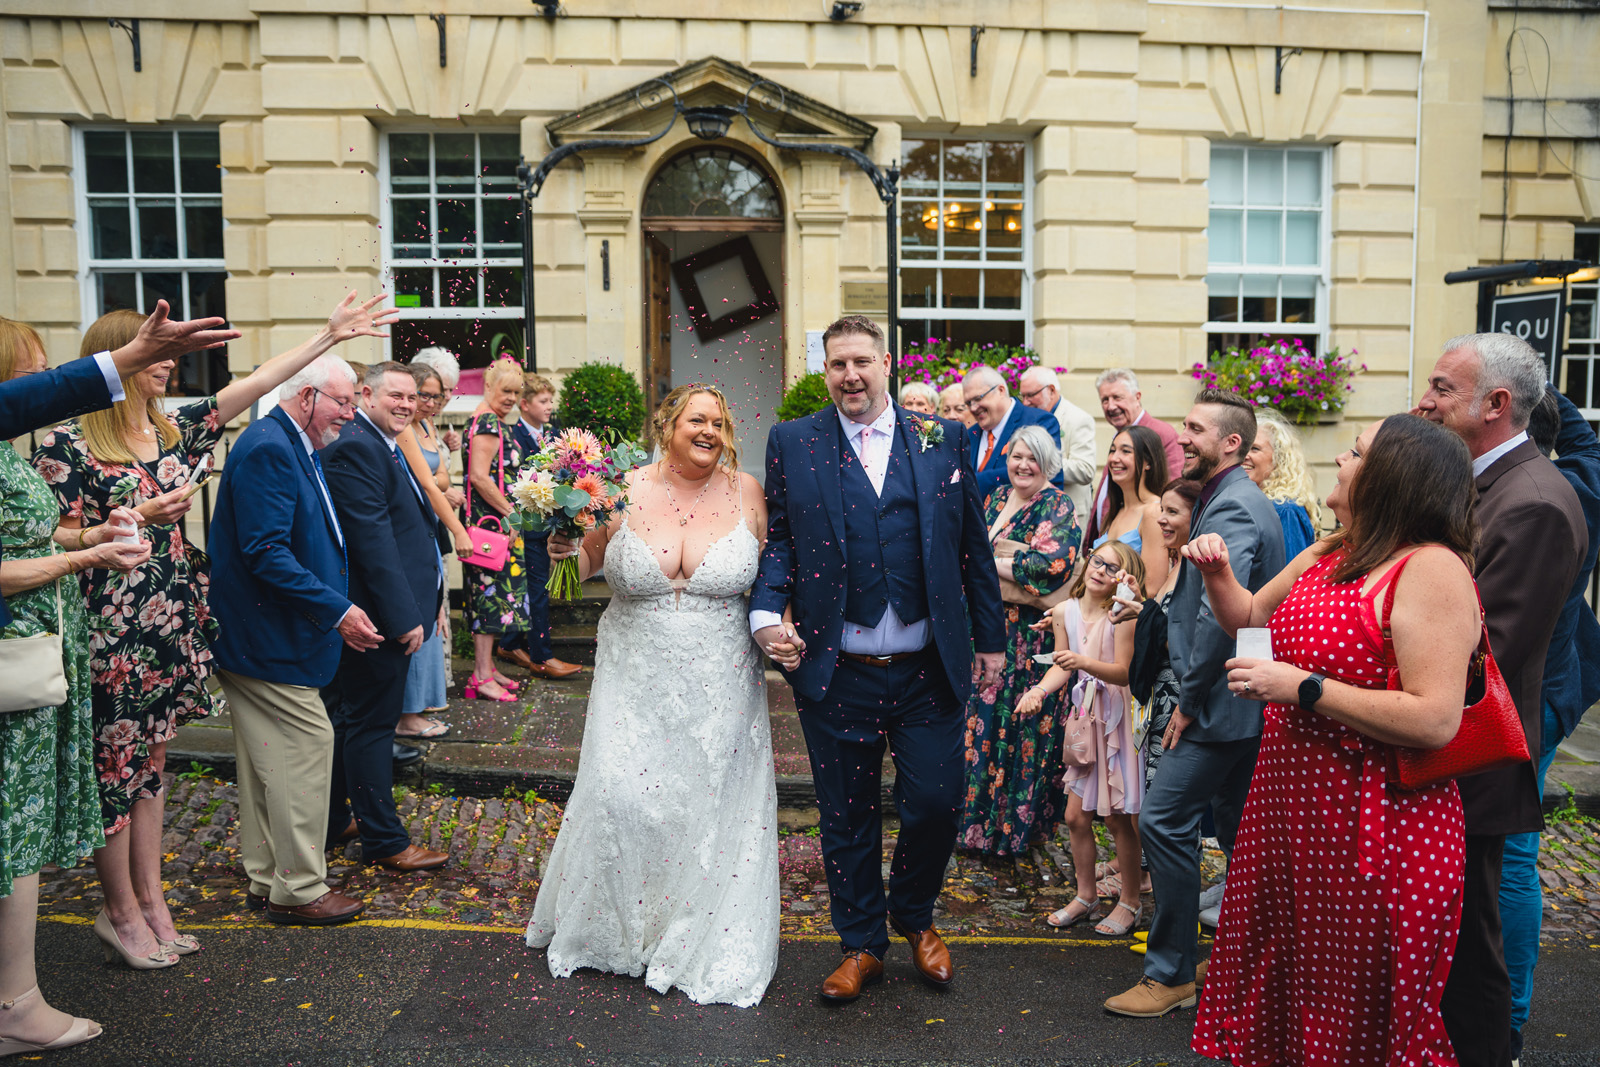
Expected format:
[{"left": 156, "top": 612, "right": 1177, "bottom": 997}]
[{"left": 1181, "top": 414, "right": 1483, "bottom": 1067}]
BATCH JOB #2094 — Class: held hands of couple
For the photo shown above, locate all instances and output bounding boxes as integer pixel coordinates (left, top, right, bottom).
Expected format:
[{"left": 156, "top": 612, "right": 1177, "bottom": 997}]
[{"left": 754, "top": 624, "right": 806, "bottom": 672}]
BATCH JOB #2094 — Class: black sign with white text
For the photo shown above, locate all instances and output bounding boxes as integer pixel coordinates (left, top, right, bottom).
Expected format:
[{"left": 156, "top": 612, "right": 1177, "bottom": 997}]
[{"left": 1490, "top": 288, "right": 1566, "bottom": 384}]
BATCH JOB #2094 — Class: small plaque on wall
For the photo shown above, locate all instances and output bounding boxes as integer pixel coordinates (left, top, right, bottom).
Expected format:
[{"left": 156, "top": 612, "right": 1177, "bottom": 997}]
[{"left": 840, "top": 281, "right": 887, "bottom": 313}]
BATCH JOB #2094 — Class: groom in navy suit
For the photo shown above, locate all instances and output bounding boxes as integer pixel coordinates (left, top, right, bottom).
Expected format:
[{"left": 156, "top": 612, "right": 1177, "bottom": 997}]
[{"left": 752, "top": 315, "right": 1005, "bottom": 1004}]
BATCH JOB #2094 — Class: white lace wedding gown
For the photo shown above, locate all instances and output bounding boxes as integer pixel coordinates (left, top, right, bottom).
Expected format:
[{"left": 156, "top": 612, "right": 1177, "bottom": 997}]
[{"left": 524, "top": 518, "right": 780, "bottom": 1007}]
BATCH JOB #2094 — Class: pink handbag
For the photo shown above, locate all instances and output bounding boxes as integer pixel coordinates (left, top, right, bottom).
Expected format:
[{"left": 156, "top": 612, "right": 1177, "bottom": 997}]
[{"left": 460, "top": 423, "right": 513, "bottom": 572}]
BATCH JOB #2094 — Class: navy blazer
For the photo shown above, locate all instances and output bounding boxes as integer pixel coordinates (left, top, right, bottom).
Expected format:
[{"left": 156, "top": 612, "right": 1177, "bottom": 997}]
[
  {"left": 208, "top": 407, "right": 352, "bottom": 687},
  {"left": 1543, "top": 392, "right": 1600, "bottom": 742},
  {"left": 753, "top": 404, "right": 1006, "bottom": 705},
  {"left": 0, "top": 359, "right": 116, "bottom": 627},
  {"left": 321, "top": 412, "right": 444, "bottom": 642},
  {"left": 965, "top": 399, "right": 1064, "bottom": 504}
]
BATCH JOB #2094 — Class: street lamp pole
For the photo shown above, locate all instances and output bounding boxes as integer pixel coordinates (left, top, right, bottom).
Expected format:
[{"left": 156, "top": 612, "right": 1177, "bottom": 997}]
[{"left": 513, "top": 77, "right": 902, "bottom": 390}]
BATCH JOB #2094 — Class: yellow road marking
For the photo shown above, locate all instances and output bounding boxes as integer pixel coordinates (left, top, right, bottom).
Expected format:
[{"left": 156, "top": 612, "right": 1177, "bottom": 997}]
[{"left": 37, "top": 912, "right": 1146, "bottom": 946}]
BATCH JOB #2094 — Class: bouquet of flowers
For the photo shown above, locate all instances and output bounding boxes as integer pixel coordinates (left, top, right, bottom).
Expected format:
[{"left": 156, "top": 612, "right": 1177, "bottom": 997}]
[{"left": 508, "top": 428, "right": 648, "bottom": 601}]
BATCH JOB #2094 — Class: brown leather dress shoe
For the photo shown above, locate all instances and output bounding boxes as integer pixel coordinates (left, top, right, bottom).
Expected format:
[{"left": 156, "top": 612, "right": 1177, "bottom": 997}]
[
  {"left": 820, "top": 950, "right": 883, "bottom": 1004},
  {"left": 889, "top": 913, "right": 954, "bottom": 987},
  {"left": 526, "top": 657, "right": 582, "bottom": 679},
  {"left": 495, "top": 648, "right": 537, "bottom": 672},
  {"left": 266, "top": 891, "right": 365, "bottom": 926},
  {"left": 367, "top": 843, "right": 448, "bottom": 872}
]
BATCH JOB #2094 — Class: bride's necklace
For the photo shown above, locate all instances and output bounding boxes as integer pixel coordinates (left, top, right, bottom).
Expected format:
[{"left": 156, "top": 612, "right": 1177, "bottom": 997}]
[{"left": 660, "top": 467, "right": 713, "bottom": 526}]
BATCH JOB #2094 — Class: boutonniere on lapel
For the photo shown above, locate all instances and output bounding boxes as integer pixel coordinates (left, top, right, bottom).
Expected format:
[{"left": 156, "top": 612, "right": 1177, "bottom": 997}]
[{"left": 908, "top": 415, "right": 945, "bottom": 453}]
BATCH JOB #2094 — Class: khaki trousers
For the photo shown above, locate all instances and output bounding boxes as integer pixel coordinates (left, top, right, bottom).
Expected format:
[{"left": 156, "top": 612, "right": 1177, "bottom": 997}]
[{"left": 221, "top": 669, "right": 335, "bottom": 906}]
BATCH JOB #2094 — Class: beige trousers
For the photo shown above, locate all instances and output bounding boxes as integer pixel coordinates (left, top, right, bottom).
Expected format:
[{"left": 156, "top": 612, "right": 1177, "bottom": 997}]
[{"left": 221, "top": 669, "right": 335, "bottom": 906}]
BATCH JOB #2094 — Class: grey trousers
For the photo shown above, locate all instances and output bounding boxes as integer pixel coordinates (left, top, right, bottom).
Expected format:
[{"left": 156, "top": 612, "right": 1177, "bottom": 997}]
[{"left": 1139, "top": 733, "right": 1260, "bottom": 986}]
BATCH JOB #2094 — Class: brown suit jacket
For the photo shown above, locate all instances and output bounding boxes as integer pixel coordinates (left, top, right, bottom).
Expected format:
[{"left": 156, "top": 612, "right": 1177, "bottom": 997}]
[{"left": 1463, "top": 438, "right": 1587, "bottom": 836}]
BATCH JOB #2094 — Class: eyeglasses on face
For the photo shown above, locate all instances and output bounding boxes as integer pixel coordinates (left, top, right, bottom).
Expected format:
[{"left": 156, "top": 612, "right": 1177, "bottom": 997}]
[
  {"left": 967, "top": 383, "right": 1002, "bottom": 405},
  {"left": 1018, "top": 385, "right": 1049, "bottom": 401},
  {"left": 311, "top": 387, "right": 356, "bottom": 415},
  {"left": 1088, "top": 556, "right": 1121, "bottom": 575}
]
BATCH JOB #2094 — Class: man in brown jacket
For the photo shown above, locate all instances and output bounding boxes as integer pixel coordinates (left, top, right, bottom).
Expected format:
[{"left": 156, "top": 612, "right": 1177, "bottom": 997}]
[{"left": 1417, "top": 332, "right": 1587, "bottom": 1067}]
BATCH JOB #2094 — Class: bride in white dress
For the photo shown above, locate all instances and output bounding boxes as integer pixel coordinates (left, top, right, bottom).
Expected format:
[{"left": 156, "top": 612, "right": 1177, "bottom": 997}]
[{"left": 525, "top": 385, "right": 789, "bottom": 1008}]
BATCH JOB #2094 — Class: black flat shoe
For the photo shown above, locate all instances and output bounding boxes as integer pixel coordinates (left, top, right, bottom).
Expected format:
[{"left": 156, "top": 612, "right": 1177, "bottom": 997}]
[{"left": 392, "top": 742, "right": 422, "bottom": 766}]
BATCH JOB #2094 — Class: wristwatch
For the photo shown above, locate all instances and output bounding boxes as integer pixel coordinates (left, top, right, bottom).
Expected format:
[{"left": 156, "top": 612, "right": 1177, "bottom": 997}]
[{"left": 1297, "top": 672, "right": 1326, "bottom": 711}]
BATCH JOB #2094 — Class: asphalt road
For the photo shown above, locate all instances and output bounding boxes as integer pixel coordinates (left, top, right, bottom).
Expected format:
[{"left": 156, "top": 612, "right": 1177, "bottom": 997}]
[{"left": 30, "top": 919, "right": 1600, "bottom": 1066}]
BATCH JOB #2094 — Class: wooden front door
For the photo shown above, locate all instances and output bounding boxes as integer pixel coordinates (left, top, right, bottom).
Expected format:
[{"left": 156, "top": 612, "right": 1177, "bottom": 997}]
[{"left": 645, "top": 234, "right": 673, "bottom": 407}]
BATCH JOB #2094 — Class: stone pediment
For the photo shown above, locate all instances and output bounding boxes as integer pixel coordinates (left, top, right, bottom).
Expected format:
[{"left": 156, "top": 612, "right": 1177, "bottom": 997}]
[{"left": 545, "top": 56, "right": 876, "bottom": 150}]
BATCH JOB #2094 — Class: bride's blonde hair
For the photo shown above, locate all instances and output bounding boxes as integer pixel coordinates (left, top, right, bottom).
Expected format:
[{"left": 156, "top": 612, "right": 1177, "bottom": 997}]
[{"left": 653, "top": 383, "right": 739, "bottom": 472}]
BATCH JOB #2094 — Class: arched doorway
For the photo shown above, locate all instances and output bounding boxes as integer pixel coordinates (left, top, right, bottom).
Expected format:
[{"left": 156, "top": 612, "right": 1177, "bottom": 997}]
[{"left": 642, "top": 146, "right": 784, "bottom": 478}]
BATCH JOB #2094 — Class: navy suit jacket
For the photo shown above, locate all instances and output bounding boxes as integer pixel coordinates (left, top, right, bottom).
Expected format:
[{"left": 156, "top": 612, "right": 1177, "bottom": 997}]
[
  {"left": 753, "top": 404, "right": 1005, "bottom": 705},
  {"left": 1543, "top": 392, "right": 1600, "bottom": 742},
  {"left": 321, "top": 412, "right": 444, "bottom": 643},
  {"left": 208, "top": 407, "right": 352, "bottom": 687},
  {"left": 0, "top": 359, "right": 116, "bottom": 627},
  {"left": 965, "top": 400, "right": 1063, "bottom": 505}
]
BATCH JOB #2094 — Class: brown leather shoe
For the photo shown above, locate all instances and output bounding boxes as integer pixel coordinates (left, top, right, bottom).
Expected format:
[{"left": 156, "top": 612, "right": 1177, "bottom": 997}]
[
  {"left": 820, "top": 950, "right": 883, "bottom": 1004},
  {"left": 367, "top": 843, "right": 448, "bottom": 872},
  {"left": 1103, "top": 975, "right": 1198, "bottom": 1017},
  {"left": 889, "top": 913, "right": 954, "bottom": 987},
  {"left": 337, "top": 817, "right": 358, "bottom": 842},
  {"left": 526, "top": 658, "right": 582, "bottom": 679},
  {"left": 494, "top": 648, "right": 537, "bottom": 672},
  {"left": 266, "top": 891, "right": 365, "bottom": 926}
]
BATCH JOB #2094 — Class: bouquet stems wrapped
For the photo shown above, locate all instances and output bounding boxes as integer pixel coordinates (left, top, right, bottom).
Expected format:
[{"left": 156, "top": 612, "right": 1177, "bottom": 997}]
[{"left": 507, "top": 428, "right": 647, "bottom": 602}]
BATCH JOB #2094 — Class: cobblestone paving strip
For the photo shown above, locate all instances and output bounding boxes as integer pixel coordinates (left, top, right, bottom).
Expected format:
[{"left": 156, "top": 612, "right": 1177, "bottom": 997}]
[{"left": 34, "top": 777, "right": 1600, "bottom": 946}]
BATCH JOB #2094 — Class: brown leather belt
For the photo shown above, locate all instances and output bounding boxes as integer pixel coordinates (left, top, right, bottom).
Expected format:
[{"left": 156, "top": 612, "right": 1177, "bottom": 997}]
[{"left": 839, "top": 649, "right": 927, "bottom": 668}]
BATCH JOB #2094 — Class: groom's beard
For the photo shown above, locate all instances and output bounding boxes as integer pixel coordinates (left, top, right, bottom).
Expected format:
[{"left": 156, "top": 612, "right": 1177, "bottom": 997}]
[{"left": 1184, "top": 452, "right": 1217, "bottom": 483}]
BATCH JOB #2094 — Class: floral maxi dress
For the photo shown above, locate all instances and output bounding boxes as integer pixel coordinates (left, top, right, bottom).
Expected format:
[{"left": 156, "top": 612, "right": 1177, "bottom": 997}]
[
  {"left": 1191, "top": 548, "right": 1465, "bottom": 1067},
  {"left": 959, "top": 484, "right": 1080, "bottom": 857},
  {"left": 463, "top": 412, "right": 531, "bottom": 635},
  {"left": 0, "top": 443, "right": 102, "bottom": 895},
  {"left": 32, "top": 399, "right": 223, "bottom": 834}
]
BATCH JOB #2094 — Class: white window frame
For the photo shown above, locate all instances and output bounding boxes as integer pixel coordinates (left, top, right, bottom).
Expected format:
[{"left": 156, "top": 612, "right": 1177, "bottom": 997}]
[
  {"left": 1565, "top": 227, "right": 1600, "bottom": 421},
  {"left": 72, "top": 124, "right": 228, "bottom": 337},
  {"left": 1203, "top": 143, "right": 1332, "bottom": 352},
  {"left": 896, "top": 134, "right": 1033, "bottom": 346},
  {"left": 378, "top": 128, "right": 525, "bottom": 397}
]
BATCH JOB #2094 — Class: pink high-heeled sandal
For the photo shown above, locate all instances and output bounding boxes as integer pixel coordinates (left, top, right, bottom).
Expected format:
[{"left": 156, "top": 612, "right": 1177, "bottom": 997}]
[
  {"left": 464, "top": 674, "right": 516, "bottom": 702},
  {"left": 490, "top": 673, "right": 520, "bottom": 692}
]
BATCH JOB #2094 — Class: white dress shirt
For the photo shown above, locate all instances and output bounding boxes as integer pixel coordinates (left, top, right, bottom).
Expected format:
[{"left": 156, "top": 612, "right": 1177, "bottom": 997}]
[
  {"left": 291, "top": 418, "right": 354, "bottom": 628},
  {"left": 89, "top": 351, "right": 126, "bottom": 403},
  {"left": 749, "top": 404, "right": 932, "bottom": 655},
  {"left": 976, "top": 398, "right": 1017, "bottom": 470},
  {"left": 1472, "top": 430, "right": 1529, "bottom": 477}
]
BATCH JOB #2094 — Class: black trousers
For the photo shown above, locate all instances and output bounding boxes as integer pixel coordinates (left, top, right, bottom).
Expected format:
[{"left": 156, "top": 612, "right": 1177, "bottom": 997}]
[
  {"left": 1441, "top": 833, "right": 1511, "bottom": 1067},
  {"left": 321, "top": 641, "right": 412, "bottom": 860},
  {"left": 793, "top": 651, "right": 962, "bottom": 958}
]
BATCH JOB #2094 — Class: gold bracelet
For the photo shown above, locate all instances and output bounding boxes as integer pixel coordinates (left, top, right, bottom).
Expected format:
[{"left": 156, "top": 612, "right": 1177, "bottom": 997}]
[
  {"left": 75, "top": 525, "right": 87, "bottom": 550},
  {"left": 64, "top": 552, "right": 80, "bottom": 576}
]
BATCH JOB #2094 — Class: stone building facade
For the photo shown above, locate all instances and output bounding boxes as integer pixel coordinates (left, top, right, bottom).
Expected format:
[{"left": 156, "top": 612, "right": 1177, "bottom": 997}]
[{"left": 1, "top": 0, "right": 1596, "bottom": 484}]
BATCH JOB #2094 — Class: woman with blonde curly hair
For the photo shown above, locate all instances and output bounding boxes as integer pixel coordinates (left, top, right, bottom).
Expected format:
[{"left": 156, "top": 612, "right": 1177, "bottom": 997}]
[{"left": 1242, "top": 408, "right": 1320, "bottom": 558}]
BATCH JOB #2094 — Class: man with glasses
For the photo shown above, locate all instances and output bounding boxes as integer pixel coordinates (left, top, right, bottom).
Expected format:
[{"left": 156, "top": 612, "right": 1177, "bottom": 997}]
[
  {"left": 207, "top": 353, "right": 379, "bottom": 926},
  {"left": 1018, "top": 365, "right": 1096, "bottom": 517},
  {"left": 961, "top": 365, "right": 1062, "bottom": 503}
]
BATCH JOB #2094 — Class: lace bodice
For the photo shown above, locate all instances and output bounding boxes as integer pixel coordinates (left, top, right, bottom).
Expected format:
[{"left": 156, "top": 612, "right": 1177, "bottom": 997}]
[{"left": 604, "top": 519, "right": 759, "bottom": 606}]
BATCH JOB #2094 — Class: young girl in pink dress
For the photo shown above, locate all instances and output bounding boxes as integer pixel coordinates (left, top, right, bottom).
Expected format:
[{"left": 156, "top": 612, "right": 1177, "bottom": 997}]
[{"left": 1018, "top": 540, "right": 1147, "bottom": 937}]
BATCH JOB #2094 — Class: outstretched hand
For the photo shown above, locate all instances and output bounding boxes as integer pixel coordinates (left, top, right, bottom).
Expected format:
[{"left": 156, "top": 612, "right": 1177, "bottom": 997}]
[
  {"left": 327, "top": 290, "right": 399, "bottom": 342},
  {"left": 1181, "top": 533, "right": 1231, "bottom": 575},
  {"left": 124, "top": 300, "right": 240, "bottom": 365}
]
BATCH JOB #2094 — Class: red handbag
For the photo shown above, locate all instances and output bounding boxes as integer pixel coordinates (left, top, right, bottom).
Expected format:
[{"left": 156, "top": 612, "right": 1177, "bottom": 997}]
[
  {"left": 1378, "top": 554, "right": 1529, "bottom": 792},
  {"left": 460, "top": 422, "right": 513, "bottom": 572}
]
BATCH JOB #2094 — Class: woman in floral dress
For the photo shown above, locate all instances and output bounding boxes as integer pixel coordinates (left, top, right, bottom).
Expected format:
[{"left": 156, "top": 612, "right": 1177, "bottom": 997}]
[
  {"left": 959, "top": 425, "right": 1081, "bottom": 858},
  {"left": 1, "top": 316, "right": 148, "bottom": 1051},
  {"left": 462, "top": 358, "right": 533, "bottom": 701},
  {"left": 31, "top": 293, "right": 393, "bottom": 966}
]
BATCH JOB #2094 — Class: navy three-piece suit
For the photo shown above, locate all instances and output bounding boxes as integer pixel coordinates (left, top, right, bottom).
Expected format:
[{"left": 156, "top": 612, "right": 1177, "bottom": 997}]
[{"left": 753, "top": 403, "right": 1004, "bottom": 956}]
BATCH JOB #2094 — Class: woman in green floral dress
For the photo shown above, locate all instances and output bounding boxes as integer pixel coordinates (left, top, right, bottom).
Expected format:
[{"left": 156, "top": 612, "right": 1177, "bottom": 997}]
[
  {"left": 462, "top": 358, "right": 533, "bottom": 701},
  {"left": 959, "top": 425, "right": 1081, "bottom": 858},
  {"left": 0, "top": 317, "right": 150, "bottom": 1052}
]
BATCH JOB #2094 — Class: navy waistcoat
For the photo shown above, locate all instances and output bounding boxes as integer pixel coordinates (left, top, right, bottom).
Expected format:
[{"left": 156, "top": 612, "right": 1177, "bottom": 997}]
[{"left": 840, "top": 422, "right": 928, "bottom": 629}]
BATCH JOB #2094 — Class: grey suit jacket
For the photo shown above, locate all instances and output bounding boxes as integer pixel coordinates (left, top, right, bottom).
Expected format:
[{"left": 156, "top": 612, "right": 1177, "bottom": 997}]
[{"left": 1167, "top": 465, "right": 1287, "bottom": 743}]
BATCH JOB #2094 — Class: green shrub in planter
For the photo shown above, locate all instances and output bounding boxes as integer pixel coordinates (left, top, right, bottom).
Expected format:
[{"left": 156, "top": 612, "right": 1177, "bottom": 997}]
[
  {"left": 775, "top": 372, "right": 833, "bottom": 422},
  {"left": 555, "top": 363, "right": 647, "bottom": 444}
]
